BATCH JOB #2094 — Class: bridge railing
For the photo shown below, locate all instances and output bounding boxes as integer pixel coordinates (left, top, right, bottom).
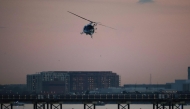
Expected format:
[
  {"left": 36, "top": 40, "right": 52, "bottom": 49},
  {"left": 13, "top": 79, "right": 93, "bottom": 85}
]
[{"left": 0, "top": 94, "right": 190, "bottom": 100}]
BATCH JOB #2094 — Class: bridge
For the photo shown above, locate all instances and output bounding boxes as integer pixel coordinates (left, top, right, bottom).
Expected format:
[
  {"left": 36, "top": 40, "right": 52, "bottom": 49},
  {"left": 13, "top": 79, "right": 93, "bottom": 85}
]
[{"left": 0, "top": 93, "right": 190, "bottom": 109}]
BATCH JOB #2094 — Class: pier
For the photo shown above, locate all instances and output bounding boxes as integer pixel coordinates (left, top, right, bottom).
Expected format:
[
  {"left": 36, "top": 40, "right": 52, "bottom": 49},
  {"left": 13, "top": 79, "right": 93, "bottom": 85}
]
[{"left": 0, "top": 93, "right": 190, "bottom": 109}]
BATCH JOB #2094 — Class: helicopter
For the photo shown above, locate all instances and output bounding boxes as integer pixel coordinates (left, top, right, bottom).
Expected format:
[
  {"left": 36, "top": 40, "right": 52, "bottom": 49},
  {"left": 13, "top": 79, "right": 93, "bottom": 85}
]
[{"left": 68, "top": 11, "right": 116, "bottom": 38}]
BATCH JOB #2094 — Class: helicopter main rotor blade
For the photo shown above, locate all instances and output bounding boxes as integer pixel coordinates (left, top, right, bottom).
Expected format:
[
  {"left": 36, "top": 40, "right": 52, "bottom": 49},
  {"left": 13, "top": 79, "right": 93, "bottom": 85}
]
[
  {"left": 98, "top": 23, "right": 116, "bottom": 30},
  {"left": 68, "top": 11, "right": 116, "bottom": 30},
  {"left": 68, "top": 11, "right": 94, "bottom": 23}
]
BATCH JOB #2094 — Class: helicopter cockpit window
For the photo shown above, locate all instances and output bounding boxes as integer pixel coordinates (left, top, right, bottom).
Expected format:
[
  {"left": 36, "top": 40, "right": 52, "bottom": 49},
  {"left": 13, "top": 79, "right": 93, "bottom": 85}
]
[
  {"left": 86, "top": 25, "right": 93, "bottom": 29},
  {"left": 88, "top": 25, "right": 94, "bottom": 32},
  {"left": 84, "top": 26, "right": 87, "bottom": 30}
]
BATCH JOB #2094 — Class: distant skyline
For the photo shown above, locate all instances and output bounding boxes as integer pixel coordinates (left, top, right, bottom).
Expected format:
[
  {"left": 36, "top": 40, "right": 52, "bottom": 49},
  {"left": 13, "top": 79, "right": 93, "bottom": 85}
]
[{"left": 0, "top": 0, "right": 190, "bottom": 85}]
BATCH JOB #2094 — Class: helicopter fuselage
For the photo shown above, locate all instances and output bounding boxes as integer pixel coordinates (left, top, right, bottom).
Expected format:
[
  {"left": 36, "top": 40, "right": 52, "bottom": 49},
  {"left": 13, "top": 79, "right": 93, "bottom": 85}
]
[{"left": 81, "top": 23, "right": 96, "bottom": 38}]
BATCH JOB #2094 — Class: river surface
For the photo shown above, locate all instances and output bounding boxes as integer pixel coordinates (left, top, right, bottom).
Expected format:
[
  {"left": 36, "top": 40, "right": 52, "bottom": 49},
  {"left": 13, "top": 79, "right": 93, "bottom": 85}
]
[{"left": 6, "top": 104, "right": 190, "bottom": 109}]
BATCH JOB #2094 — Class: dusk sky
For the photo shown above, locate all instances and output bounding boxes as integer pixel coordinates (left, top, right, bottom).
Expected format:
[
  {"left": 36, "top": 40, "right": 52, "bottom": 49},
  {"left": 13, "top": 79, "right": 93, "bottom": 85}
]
[{"left": 0, "top": 0, "right": 190, "bottom": 85}]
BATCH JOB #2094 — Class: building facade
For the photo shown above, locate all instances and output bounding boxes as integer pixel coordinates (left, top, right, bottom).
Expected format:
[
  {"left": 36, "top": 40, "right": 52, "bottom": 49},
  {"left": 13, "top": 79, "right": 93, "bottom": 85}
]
[
  {"left": 27, "top": 71, "right": 120, "bottom": 94},
  {"left": 27, "top": 74, "right": 40, "bottom": 93},
  {"left": 27, "top": 72, "right": 70, "bottom": 94},
  {"left": 69, "top": 71, "right": 120, "bottom": 93}
]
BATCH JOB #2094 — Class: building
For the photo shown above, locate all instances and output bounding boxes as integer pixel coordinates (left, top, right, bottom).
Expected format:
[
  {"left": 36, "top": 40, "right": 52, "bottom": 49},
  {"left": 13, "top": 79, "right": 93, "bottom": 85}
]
[
  {"left": 183, "top": 80, "right": 190, "bottom": 91},
  {"left": 27, "top": 74, "right": 40, "bottom": 93},
  {"left": 122, "top": 84, "right": 172, "bottom": 93},
  {"left": 170, "top": 80, "right": 190, "bottom": 91},
  {"left": 188, "top": 67, "right": 190, "bottom": 80},
  {"left": 0, "top": 84, "right": 27, "bottom": 94},
  {"left": 27, "top": 71, "right": 120, "bottom": 94},
  {"left": 27, "top": 72, "right": 70, "bottom": 94},
  {"left": 69, "top": 71, "right": 120, "bottom": 93}
]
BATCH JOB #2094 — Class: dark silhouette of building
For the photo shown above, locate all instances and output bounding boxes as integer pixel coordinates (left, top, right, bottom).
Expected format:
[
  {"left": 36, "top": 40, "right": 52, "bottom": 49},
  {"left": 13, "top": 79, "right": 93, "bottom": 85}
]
[
  {"left": 27, "top": 71, "right": 120, "bottom": 94},
  {"left": 27, "top": 72, "right": 70, "bottom": 94},
  {"left": 123, "top": 84, "right": 171, "bottom": 89},
  {"left": 42, "top": 81, "right": 66, "bottom": 94},
  {"left": 188, "top": 67, "right": 190, "bottom": 80},
  {"left": 0, "top": 84, "right": 27, "bottom": 94}
]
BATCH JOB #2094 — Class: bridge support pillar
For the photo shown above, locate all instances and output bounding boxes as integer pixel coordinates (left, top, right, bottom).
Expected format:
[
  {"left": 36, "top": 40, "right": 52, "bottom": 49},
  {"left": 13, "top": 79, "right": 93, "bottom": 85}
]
[
  {"left": 84, "top": 103, "right": 96, "bottom": 109},
  {"left": 171, "top": 102, "right": 185, "bottom": 109},
  {"left": 153, "top": 101, "right": 185, "bottom": 109},
  {"left": 153, "top": 102, "right": 166, "bottom": 109},
  {"left": 118, "top": 103, "right": 130, "bottom": 109},
  {"left": 47, "top": 102, "right": 49, "bottom": 109},
  {"left": 50, "top": 103, "right": 62, "bottom": 109},
  {"left": 33, "top": 102, "right": 46, "bottom": 109},
  {"left": 169, "top": 102, "right": 171, "bottom": 109},
  {"left": 0, "top": 103, "right": 13, "bottom": 109}
]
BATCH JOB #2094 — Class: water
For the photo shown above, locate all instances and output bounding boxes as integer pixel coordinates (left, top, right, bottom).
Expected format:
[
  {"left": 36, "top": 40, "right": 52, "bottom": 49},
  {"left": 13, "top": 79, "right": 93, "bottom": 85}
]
[{"left": 6, "top": 104, "right": 190, "bottom": 109}]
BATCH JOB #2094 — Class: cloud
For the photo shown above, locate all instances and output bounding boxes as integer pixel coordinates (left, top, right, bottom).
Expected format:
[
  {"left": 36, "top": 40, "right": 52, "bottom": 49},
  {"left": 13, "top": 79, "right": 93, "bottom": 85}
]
[{"left": 138, "top": 0, "right": 154, "bottom": 4}]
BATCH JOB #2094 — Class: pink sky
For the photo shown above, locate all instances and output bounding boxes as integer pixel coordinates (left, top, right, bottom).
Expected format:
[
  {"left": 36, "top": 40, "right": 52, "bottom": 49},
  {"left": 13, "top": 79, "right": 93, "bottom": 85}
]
[{"left": 0, "top": 0, "right": 190, "bottom": 85}]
